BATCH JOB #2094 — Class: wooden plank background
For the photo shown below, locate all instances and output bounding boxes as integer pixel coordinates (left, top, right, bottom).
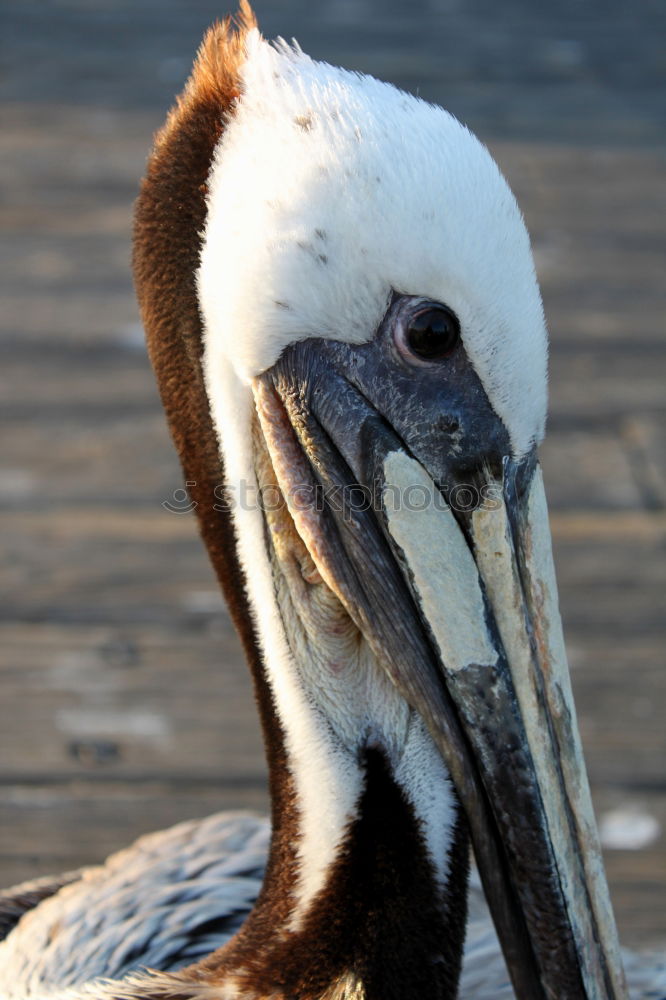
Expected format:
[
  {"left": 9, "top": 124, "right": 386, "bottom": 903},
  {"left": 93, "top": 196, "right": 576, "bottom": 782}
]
[{"left": 1, "top": 0, "right": 664, "bottom": 951}]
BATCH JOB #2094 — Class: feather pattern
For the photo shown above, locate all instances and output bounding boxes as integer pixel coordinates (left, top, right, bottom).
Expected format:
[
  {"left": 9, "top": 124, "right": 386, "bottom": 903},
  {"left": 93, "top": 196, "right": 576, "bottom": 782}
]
[
  {"left": 0, "top": 813, "right": 663, "bottom": 1000},
  {"left": 0, "top": 814, "right": 268, "bottom": 994}
]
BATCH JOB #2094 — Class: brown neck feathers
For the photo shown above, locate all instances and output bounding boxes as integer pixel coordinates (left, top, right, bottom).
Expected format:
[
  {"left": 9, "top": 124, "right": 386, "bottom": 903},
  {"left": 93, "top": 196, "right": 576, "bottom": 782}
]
[
  {"left": 197, "top": 749, "right": 469, "bottom": 1000},
  {"left": 132, "top": 0, "right": 295, "bottom": 903}
]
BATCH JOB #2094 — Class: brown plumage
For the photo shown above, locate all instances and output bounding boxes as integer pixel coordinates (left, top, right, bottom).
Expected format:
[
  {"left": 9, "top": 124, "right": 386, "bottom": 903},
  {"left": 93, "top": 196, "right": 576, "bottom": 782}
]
[
  {"left": 133, "top": 8, "right": 300, "bottom": 985},
  {"left": 133, "top": 3, "right": 258, "bottom": 663}
]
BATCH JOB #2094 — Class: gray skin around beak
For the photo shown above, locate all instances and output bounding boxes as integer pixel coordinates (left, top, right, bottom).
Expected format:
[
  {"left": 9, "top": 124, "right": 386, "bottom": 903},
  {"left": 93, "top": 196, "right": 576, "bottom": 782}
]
[{"left": 253, "top": 294, "right": 627, "bottom": 1000}]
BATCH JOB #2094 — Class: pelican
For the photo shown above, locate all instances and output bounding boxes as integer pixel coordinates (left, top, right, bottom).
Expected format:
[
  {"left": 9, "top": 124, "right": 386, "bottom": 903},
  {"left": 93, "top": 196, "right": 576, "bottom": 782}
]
[{"left": 1, "top": 5, "right": 664, "bottom": 998}]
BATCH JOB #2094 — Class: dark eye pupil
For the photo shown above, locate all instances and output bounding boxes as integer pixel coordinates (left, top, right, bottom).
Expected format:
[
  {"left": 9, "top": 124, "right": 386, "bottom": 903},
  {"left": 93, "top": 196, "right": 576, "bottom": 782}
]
[{"left": 406, "top": 307, "right": 460, "bottom": 360}]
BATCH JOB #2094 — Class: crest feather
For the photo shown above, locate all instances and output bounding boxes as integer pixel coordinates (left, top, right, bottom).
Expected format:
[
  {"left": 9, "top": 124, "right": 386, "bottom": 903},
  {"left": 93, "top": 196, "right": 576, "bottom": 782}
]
[{"left": 157, "top": 1, "right": 257, "bottom": 149}]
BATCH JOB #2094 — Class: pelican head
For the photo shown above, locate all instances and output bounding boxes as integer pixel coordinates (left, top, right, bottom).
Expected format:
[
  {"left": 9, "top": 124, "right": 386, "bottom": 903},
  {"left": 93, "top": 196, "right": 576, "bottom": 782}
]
[{"left": 134, "top": 5, "right": 626, "bottom": 998}]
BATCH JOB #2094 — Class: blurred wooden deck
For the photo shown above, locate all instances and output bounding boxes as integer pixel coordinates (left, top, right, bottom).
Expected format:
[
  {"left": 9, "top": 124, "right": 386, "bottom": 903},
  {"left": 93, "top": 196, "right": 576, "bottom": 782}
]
[{"left": 1, "top": 0, "right": 664, "bottom": 951}]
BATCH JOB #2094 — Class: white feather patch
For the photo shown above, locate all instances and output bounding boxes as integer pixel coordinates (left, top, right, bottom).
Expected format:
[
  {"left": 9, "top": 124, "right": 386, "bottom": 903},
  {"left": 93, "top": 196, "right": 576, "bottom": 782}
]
[{"left": 199, "top": 29, "right": 548, "bottom": 458}]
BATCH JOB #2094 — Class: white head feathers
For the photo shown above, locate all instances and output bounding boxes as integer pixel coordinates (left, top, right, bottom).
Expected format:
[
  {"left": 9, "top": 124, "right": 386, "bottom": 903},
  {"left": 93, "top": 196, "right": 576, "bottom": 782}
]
[{"left": 198, "top": 28, "right": 548, "bottom": 457}]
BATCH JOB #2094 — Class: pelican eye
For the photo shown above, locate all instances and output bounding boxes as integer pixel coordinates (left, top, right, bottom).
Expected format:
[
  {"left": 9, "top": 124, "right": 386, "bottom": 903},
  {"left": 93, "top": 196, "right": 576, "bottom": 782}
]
[{"left": 404, "top": 305, "right": 460, "bottom": 361}]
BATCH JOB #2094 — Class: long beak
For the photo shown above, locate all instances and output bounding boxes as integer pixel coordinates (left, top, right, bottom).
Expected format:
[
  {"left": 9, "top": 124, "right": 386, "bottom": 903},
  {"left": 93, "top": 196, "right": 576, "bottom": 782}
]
[{"left": 253, "top": 338, "right": 627, "bottom": 1000}]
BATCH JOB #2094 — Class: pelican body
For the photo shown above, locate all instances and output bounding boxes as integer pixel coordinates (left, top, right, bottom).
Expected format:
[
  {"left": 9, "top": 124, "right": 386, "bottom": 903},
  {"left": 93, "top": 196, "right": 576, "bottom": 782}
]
[{"left": 1, "top": 4, "right": 658, "bottom": 999}]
